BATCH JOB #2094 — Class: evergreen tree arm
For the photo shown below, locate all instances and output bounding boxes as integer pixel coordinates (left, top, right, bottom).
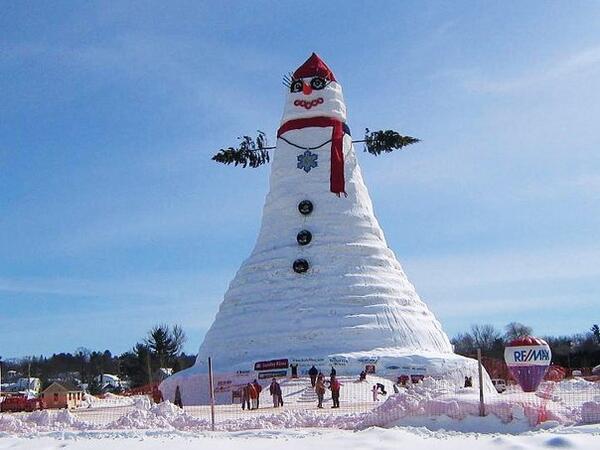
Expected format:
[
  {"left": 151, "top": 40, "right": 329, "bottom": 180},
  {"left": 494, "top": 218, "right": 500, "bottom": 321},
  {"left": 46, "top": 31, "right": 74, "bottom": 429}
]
[
  {"left": 361, "top": 128, "right": 420, "bottom": 156},
  {"left": 211, "top": 131, "right": 273, "bottom": 168}
]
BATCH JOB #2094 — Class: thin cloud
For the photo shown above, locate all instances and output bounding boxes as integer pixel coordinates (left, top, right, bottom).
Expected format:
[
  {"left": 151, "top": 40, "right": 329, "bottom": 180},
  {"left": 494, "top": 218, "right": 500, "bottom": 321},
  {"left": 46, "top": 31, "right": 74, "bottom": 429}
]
[{"left": 463, "top": 45, "right": 600, "bottom": 94}]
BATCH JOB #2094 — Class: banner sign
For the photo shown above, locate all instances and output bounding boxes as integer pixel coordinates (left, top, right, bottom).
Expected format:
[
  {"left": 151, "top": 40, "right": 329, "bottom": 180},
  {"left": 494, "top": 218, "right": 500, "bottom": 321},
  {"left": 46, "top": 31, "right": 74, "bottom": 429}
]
[
  {"left": 254, "top": 359, "right": 289, "bottom": 371},
  {"left": 358, "top": 356, "right": 379, "bottom": 364},
  {"left": 258, "top": 370, "right": 288, "bottom": 379},
  {"left": 504, "top": 345, "right": 551, "bottom": 366},
  {"left": 328, "top": 356, "right": 349, "bottom": 366}
]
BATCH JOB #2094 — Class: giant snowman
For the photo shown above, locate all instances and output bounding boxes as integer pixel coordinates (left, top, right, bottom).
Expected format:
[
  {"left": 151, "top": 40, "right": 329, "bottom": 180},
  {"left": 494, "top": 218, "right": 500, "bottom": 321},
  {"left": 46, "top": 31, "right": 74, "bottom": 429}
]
[{"left": 161, "top": 54, "right": 490, "bottom": 404}]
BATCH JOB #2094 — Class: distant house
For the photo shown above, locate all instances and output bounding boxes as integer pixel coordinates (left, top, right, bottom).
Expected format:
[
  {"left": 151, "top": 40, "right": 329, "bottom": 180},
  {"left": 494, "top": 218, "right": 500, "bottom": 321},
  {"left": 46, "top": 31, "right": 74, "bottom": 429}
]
[
  {"left": 41, "top": 382, "right": 83, "bottom": 409},
  {"left": 3, "top": 377, "right": 41, "bottom": 394},
  {"left": 153, "top": 368, "right": 173, "bottom": 383},
  {"left": 95, "top": 373, "right": 122, "bottom": 391}
]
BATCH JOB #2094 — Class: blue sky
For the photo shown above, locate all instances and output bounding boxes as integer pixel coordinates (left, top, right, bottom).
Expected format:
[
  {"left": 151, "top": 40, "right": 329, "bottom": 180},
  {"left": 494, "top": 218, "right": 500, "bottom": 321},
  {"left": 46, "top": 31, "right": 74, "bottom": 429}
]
[{"left": 1, "top": 1, "right": 599, "bottom": 358}]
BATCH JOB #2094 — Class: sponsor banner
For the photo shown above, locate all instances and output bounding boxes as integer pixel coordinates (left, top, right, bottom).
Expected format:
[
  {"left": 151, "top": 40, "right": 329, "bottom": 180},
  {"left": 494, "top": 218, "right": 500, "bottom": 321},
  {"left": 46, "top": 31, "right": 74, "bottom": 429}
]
[
  {"left": 399, "top": 366, "right": 427, "bottom": 373},
  {"left": 215, "top": 379, "right": 234, "bottom": 393},
  {"left": 254, "top": 359, "right": 289, "bottom": 371},
  {"left": 358, "top": 356, "right": 379, "bottom": 364},
  {"left": 214, "top": 378, "right": 250, "bottom": 394},
  {"left": 328, "top": 356, "right": 349, "bottom": 366},
  {"left": 258, "top": 370, "right": 287, "bottom": 380},
  {"left": 290, "top": 357, "right": 326, "bottom": 365},
  {"left": 504, "top": 345, "right": 551, "bottom": 366}
]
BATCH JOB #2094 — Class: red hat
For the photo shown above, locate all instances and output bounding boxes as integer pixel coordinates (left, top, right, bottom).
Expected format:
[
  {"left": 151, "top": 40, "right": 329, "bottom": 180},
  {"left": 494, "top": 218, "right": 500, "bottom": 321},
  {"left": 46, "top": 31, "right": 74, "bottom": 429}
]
[{"left": 293, "top": 53, "right": 337, "bottom": 82}]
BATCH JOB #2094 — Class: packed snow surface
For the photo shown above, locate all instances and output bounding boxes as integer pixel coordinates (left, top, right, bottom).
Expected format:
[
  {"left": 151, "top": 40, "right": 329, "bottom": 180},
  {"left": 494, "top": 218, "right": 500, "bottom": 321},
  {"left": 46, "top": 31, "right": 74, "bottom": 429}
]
[{"left": 1, "top": 425, "right": 600, "bottom": 450}]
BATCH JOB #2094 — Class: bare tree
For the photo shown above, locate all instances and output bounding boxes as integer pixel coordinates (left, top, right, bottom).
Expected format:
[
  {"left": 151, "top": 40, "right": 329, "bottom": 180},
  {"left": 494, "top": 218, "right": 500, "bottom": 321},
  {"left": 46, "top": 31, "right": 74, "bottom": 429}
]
[
  {"left": 470, "top": 324, "right": 502, "bottom": 352},
  {"left": 504, "top": 322, "right": 533, "bottom": 341}
]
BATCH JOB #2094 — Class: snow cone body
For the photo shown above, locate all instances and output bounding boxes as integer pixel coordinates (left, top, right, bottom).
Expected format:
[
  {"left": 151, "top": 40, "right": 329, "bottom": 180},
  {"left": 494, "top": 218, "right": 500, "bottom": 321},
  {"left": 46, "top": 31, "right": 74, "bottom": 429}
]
[
  {"left": 160, "top": 54, "right": 492, "bottom": 404},
  {"left": 504, "top": 336, "right": 551, "bottom": 392}
]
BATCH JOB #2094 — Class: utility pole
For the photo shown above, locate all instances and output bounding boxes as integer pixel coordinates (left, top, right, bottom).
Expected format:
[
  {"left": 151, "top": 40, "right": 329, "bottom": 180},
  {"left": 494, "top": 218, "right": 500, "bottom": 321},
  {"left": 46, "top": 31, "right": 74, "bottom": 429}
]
[
  {"left": 477, "top": 348, "right": 485, "bottom": 417},
  {"left": 208, "top": 357, "right": 216, "bottom": 431}
]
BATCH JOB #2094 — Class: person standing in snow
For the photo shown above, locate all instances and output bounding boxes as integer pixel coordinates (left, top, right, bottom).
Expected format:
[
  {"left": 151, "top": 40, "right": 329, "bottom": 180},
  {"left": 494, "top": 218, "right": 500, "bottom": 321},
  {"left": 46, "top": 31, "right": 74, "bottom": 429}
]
[
  {"left": 329, "top": 375, "right": 341, "bottom": 408},
  {"left": 241, "top": 384, "right": 251, "bottom": 410},
  {"left": 372, "top": 384, "right": 379, "bottom": 402},
  {"left": 330, "top": 366, "right": 336, "bottom": 378},
  {"left": 269, "top": 378, "right": 282, "bottom": 407},
  {"left": 152, "top": 385, "right": 164, "bottom": 404},
  {"left": 308, "top": 365, "right": 318, "bottom": 387},
  {"left": 174, "top": 385, "right": 183, "bottom": 408},
  {"left": 315, "top": 374, "right": 326, "bottom": 408},
  {"left": 252, "top": 379, "right": 262, "bottom": 409},
  {"left": 248, "top": 382, "right": 258, "bottom": 410}
]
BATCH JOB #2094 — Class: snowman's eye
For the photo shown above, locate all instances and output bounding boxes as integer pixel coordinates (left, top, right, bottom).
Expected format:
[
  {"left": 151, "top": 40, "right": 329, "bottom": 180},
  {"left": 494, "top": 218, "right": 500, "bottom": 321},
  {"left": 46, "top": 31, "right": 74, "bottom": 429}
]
[
  {"left": 290, "top": 80, "right": 303, "bottom": 93},
  {"left": 310, "top": 77, "right": 328, "bottom": 90}
]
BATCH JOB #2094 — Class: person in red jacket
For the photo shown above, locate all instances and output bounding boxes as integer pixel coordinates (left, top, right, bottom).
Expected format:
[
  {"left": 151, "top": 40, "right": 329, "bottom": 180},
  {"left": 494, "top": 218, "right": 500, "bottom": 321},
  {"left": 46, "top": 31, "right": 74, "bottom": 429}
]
[
  {"left": 248, "top": 382, "right": 258, "bottom": 410},
  {"left": 329, "top": 375, "right": 341, "bottom": 408}
]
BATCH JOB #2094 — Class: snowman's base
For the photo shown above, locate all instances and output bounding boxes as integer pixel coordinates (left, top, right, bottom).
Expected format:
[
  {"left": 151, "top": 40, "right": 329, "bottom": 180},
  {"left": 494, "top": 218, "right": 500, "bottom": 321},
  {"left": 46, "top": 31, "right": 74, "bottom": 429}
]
[{"left": 159, "top": 350, "right": 494, "bottom": 405}]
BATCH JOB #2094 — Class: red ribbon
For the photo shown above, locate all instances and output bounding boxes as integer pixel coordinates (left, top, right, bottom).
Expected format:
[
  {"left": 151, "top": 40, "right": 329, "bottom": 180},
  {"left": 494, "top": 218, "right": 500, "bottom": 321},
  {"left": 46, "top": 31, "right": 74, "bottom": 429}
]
[{"left": 277, "top": 117, "right": 347, "bottom": 196}]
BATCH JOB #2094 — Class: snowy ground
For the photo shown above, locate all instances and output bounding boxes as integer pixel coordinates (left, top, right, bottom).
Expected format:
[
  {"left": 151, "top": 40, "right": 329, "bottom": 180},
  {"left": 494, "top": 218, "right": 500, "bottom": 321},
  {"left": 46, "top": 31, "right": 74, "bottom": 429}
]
[
  {"left": 1, "top": 425, "right": 599, "bottom": 450},
  {"left": 1, "top": 377, "right": 598, "bottom": 440}
]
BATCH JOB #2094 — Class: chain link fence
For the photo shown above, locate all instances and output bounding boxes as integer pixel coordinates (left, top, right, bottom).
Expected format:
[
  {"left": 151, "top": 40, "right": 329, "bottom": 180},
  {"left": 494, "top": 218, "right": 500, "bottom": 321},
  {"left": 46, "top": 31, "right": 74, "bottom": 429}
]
[{"left": 1, "top": 353, "right": 599, "bottom": 433}]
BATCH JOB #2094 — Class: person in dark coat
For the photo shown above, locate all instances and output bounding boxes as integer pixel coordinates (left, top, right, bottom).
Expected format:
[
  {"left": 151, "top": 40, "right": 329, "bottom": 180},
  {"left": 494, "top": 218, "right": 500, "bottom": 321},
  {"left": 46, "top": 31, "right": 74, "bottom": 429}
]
[
  {"left": 152, "top": 385, "right": 164, "bottom": 404},
  {"left": 252, "top": 379, "right": 262, "bottom": 409},
  {"left": 376, "top": 383, "right": 387, "bottom": 395},
  {"left": 308, "top": 365, "right": 319, "bottom": 387},
  {"left": 359, "top": 370, "right": 366, "bottom": 382},
  {"left": 291, "top": 364, "right": 298, "bottom": 378},
  {"left": 330, "top": 366, "right": 337, "bottom": 378},
  {"left": 174, "top": 385, "right": 183, "bottom": 408},
  {"left": 269, "top": 378, "right": 283, "bottom": 407}
]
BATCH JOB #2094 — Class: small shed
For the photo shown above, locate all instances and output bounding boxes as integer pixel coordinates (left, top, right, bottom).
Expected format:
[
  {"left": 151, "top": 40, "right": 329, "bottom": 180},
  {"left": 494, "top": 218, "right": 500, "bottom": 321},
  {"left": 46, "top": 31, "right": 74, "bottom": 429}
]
[{"left": 41, "top": 381, "right": 83, "bottom": 409}]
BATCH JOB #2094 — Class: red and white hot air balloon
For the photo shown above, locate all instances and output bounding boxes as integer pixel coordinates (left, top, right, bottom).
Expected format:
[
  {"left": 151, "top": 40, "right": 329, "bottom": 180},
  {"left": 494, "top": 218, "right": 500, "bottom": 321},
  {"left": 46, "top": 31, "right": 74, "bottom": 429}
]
[{"left": 504, "top": 336, "right": 551, "bottom": 392}]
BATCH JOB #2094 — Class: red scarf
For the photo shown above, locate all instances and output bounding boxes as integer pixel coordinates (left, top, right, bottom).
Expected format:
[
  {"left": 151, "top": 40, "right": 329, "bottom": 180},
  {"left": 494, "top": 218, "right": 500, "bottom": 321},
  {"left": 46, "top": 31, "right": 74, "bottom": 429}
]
[{"left": 277, "top": 117, "right": 349, "bottom": 196}]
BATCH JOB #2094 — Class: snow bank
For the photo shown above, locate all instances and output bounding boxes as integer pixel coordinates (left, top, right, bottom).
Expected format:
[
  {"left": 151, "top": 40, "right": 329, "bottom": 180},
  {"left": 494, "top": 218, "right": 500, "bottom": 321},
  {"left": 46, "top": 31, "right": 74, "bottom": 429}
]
[
  {"left": 581, "top": 402, "right": 600, "bottom": 424},
  {"left": 80, "top": 393, "right": 137, "bottom": 409},
  {"left": 1, "top": 377, "right": 598, "bottom": 435}
]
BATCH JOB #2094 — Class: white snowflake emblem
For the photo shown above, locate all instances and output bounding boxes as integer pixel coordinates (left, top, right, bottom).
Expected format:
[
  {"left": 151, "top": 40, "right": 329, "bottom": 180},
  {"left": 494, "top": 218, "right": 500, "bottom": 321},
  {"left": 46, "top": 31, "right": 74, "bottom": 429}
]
[{"left": 297, "top": 151, "right": 318, "bottom": 173}]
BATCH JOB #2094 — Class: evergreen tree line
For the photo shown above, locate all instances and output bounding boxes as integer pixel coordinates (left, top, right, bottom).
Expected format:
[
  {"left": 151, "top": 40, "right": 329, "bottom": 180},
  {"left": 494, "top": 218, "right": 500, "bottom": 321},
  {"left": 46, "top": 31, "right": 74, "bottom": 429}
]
[
  {"left": 452, "top": 322, "right": 600, "bottom": 370},
  {"left": 0, "top": 324, "right": 195, "bottom": 392}
]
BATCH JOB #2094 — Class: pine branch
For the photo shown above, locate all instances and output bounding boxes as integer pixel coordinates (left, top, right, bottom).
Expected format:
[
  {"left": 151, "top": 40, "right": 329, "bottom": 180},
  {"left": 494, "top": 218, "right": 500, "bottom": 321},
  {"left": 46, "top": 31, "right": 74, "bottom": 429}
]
[
  {"left": 211, "top": 131, "right": 272, "bottom": 168},
  {"left": 211, "top": 128, "right": 421, "bottom": 167},
  {"left": 362, "top": 128, "right": 420, "bottom": 156}
]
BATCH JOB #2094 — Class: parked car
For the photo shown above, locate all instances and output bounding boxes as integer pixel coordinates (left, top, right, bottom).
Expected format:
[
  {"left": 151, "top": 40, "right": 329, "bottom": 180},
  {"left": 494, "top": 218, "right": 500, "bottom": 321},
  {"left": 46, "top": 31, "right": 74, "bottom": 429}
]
[{"left": 492, "top": 378, "right": 507, "bottom": 393}]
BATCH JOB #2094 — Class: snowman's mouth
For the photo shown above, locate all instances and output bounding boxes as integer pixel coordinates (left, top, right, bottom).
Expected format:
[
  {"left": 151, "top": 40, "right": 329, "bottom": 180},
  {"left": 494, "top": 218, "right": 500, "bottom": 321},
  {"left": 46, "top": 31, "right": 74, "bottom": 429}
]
[{"left": 294, "top": 97, "right": 324, "bottom": 110}]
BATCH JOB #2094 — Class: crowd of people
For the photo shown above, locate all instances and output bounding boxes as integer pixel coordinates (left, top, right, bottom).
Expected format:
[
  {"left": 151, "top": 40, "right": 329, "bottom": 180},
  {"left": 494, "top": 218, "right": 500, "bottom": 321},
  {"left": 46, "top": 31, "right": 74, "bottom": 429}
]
[
  {"left": 159, "top": 368, "right": 427, "bottom": 411},
  {"left": 235, "top": 366, "right": 433, "bottom": 410}
]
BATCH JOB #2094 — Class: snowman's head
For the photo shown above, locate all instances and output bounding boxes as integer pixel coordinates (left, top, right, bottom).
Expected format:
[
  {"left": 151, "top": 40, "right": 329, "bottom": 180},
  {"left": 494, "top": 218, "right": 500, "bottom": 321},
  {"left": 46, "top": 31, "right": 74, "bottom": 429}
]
[{"left": 281, "top": 53, "right": 347, "bottom": 124}]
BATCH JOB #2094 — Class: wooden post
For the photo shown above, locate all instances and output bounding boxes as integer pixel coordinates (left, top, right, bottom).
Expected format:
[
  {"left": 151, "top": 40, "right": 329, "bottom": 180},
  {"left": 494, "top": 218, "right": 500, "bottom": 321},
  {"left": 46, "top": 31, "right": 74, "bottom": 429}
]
[
  {"left": 208, "top": 357, "right": 216, "bottom": 431},
  {"left": 477, "top": 348, "right": 485, "bottom": 416}
]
